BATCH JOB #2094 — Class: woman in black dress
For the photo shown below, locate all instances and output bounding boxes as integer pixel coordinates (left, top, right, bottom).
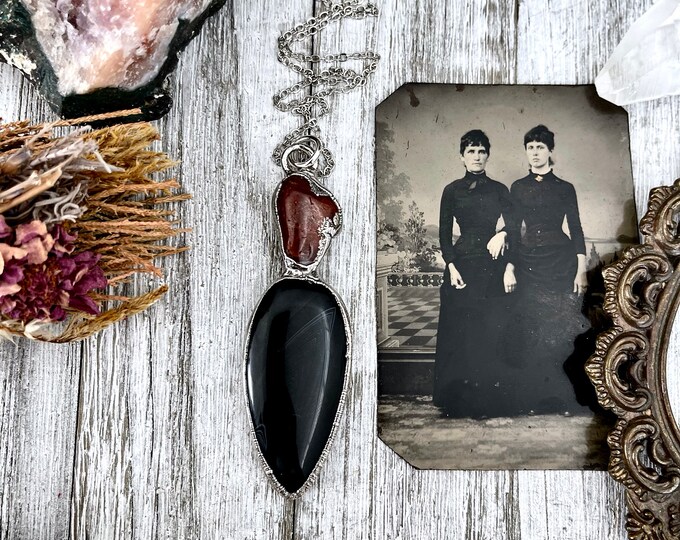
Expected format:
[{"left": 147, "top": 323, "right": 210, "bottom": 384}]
[
  {"left": 508, "top": 124, "right": 590, "bottom": 415},
  {"left": 433, "top": 130, "right": 516, "bottom": 418}
]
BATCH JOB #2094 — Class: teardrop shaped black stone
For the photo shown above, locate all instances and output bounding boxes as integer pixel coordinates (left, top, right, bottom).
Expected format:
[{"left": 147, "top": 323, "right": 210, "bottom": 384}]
[{"left": 246, "top": 278, "right": 348, "bottom": 493}]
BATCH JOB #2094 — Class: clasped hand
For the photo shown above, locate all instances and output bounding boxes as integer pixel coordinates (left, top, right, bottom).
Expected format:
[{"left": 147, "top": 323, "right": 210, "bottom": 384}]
[{"left": 486, "top": 231, "right": 507, "bottom": 260}]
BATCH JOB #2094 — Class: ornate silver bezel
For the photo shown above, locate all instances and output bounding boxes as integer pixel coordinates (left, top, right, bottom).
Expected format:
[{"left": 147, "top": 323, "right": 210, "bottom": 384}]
[
  {"left": 243, "top": 274, "right": 352, "bottom": 499},
  {"left": 272, "top": 170, "right": 343, "bottom": 277},
  {"left": 586, "top": 180, "right": 680, "bottom": 539}
]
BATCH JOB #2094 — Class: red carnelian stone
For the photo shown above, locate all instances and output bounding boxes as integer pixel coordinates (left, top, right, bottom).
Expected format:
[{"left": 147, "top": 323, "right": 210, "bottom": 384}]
[{"left": 276, "top": 175, "right": 339, "bottom": 265}]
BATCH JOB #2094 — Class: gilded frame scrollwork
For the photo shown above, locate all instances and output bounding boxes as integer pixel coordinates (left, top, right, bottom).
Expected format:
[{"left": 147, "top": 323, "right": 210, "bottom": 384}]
[{"left": 587, "top": 180, "right": 680, "bottom": 540}]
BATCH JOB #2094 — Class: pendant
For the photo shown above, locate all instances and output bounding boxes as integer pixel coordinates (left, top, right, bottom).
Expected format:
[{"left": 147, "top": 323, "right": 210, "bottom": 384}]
[{"left": 245, "top": 143, "right": 351, "bottom": 496}]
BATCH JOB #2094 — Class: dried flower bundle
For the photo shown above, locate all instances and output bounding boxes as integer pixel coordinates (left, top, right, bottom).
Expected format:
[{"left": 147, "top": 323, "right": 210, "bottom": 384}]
[{"left": 0, "top": 111, "right": 188, "bottom": 342}]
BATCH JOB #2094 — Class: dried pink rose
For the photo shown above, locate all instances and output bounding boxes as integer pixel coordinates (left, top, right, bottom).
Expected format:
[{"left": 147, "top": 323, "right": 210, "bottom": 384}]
[
  {"left": 15, "top": 220, "right": 49, "bottom": 245},
  {"left": 51, "top": 226, "right": 77, "bottom": 255},
  {"left": 0, "top": 217, "right": 107, "bottom": 323},
  {"left": 0, "top": 218, "right": 12, "bottom": 240},
  {"left": 0, "top": 215, "right": 28, "bottom": 280}
]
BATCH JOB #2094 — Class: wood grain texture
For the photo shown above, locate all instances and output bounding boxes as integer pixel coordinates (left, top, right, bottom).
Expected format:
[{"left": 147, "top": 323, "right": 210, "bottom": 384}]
[
  {"left": 0, "top": 340, "right": 80, "bottom": 540},
  {"left": 71, "top": 1, "right": 306, "bottom": 537},
  {"left": 302, "top": 2, "right": 526, "bottom": 539},
  {"left": 0, "top": 0, "right": 677, "bottom": 538},
  {"left": 164, "top": 1, "right": 305, "bottom": 536},
  {"left": 517, "top": 0, "right": 653, "bottom": 85},
  {"left": 0, "top": 65, "right": 77, "bottom": 540},
  {"left": 513, "top": 2, "right": 655, "bottom": 539}
]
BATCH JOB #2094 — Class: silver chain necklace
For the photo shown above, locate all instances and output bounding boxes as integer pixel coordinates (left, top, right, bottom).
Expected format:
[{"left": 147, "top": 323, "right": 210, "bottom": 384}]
[
  {"left": 272, "top": 1, "right": 380, "bottom": 178},
  {"left": 245, "top": 1, "right": 379, "bottom": 497}
]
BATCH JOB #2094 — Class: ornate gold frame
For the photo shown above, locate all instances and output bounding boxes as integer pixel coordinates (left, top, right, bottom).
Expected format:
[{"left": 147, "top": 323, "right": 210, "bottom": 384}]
[{"left": 587, "top": 181, "right": 680, "bottom": 539}]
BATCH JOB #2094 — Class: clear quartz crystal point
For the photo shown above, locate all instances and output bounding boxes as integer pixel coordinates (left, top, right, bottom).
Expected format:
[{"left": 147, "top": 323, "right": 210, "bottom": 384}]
[{"left": 596, "top": 0, "right": 680, "bottom": 105}]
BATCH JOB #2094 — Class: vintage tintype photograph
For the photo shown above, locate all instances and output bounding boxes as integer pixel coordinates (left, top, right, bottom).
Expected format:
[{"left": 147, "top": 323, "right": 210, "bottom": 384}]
[{"left": 375, "top": 84, "right": 638, "bottom": 470}]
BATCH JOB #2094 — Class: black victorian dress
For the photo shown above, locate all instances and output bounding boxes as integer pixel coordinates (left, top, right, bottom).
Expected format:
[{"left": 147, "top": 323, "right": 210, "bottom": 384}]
[
  {"left": 508, "top": 170, "right": 591, "bottom": 414},
  {"left": 433, "top": 171, "right": 516, "bottom": 418}
]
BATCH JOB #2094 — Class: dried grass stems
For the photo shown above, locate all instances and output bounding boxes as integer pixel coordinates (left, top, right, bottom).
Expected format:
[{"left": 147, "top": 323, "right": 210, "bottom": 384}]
[
  {"left": 0, "top": 111, "right": 189, "bottom": 342},
  {"left": 77, "top": 123, "right": 190, "bottom": 282}
]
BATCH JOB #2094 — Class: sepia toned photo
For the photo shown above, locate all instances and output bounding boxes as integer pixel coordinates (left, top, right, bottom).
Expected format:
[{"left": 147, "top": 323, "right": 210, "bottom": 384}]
[{"left": 376, "top": 84, "right": 638, "bottom": 470}]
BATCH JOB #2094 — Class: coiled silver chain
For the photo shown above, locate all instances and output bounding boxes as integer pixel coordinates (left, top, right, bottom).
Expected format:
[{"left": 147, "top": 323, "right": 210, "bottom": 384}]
[{"left": 273, "top": 1, "right": 380, "bottom": 178}]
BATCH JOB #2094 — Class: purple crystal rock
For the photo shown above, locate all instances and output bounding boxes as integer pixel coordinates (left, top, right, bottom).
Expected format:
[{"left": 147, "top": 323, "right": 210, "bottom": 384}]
[
  {"left": 246, "top": 278, "right": 348, "bottom": 494},
  {"left": 0, "top": 0, "right": 226, "bottom": 119}
]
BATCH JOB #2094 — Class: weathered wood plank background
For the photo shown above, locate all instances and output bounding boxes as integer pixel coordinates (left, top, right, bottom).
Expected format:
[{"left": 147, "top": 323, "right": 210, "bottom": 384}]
[{"left": 0, "top": 0, "right": 676, "bottom": 537}]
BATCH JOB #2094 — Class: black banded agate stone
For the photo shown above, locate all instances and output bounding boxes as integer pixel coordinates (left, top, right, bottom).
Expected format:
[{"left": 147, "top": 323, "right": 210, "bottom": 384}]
[{"left": 246, "top": 278, "right": 348, "bottom": 493}]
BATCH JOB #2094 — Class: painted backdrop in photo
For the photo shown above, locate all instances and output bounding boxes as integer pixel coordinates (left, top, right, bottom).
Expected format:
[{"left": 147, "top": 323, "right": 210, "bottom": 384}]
[{"left": 376, "top": 84, "right": 638, "bottom": 260}]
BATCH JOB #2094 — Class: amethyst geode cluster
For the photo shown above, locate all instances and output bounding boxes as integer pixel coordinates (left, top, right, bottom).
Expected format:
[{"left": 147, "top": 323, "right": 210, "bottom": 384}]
[{"left": 0, "top": 0, "right": 225, "bottom": 119}]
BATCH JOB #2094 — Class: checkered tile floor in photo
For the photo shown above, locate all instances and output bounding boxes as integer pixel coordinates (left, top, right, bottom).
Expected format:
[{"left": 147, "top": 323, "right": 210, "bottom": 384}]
[{"left": 387, "top": 287, "right": 440, "bottom": 348}]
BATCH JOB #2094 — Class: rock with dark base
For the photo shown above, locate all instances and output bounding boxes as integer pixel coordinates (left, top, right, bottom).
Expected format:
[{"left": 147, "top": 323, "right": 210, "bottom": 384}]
[{"left": 0, "top": 0, "right": 226, "bottom": 120}]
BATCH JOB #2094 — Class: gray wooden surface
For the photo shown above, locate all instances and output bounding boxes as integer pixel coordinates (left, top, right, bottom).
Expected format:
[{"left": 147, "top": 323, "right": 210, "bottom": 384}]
[{"left": 0, "top": 0, "right": 677, "bottom": 538}]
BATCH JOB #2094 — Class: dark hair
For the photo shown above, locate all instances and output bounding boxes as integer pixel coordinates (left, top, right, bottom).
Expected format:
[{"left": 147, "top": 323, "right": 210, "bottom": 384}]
[
  {"left": 459, "top": 129, "right": 490, "bottom": 156},
  {"left": 524, "top": 124, "right": 555, "bottom": 150}
]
